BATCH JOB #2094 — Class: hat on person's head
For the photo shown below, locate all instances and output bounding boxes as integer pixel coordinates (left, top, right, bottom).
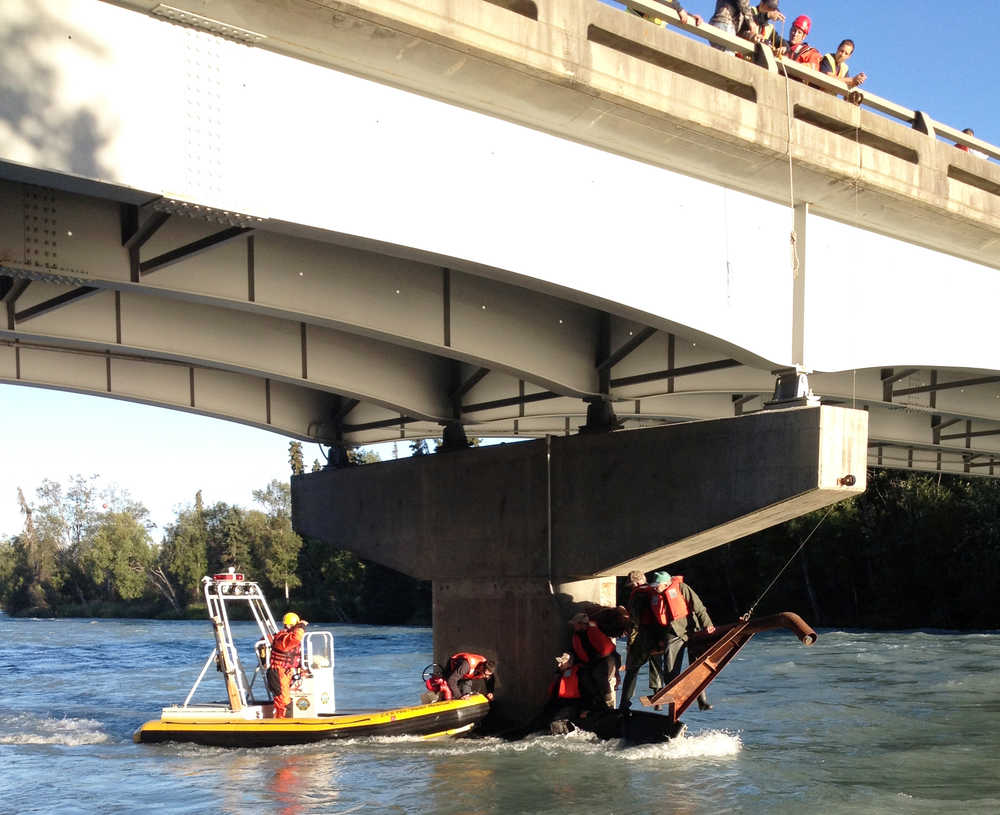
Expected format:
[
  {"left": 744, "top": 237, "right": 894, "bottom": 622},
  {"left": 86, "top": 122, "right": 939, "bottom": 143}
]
[
  {"left": 569, "top": 612, "right": 589, "bottom": 626},
  {"left": 651, "top": 571, "right": 671, "bottom": 585},
  {"left": 761, "top": 0, "right": 779, "bottom": 8}
]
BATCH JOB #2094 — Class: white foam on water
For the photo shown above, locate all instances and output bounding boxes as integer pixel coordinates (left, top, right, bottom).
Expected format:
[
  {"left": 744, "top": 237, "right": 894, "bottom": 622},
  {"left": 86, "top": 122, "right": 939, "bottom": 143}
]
[
  {"left": 614, "top": 729, "right": 742, "bottom": 761},
  {"left": 0, "top": 712, "right": 108, "bottom": 745}
]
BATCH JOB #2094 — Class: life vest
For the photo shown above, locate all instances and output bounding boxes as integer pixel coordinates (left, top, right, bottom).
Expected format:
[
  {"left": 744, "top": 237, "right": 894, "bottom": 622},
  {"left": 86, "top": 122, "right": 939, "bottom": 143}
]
[
  {"left": 789, "top": 42, "right": 821, "bottom": 69},
  {"left": 269, "top": 628, "right": 302, "bottom": 670},
  {"left": 551, "top": 665, "right": 581, "bottom": 700},
  {"left": 650, "top": 576, "right": 690, "bottom": 625},
  {"left": 629, "top": 585, "right": 655, "bottom": 625},
  {"left": 572, "top": 625, "right": 615, "bottom": 663},
  {"left": 449, "top": 652, "right": 487, "bottom": 679},
  {"left": 425, "top": 675, "right": 453, "bottom": 700},
  {"left": 821, "top": 54, "right": 848, "bottom": 78}
]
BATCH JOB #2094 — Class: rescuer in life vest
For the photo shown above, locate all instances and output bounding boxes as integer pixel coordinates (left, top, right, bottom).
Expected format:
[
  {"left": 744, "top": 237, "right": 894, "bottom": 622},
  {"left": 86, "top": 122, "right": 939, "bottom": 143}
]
[
  {"left": 541, "top": 652, "right": 584, "bottom": 735},
  {"left": 445, "top": 652, "right": 496, "bottom": 700},
  {"left": 777, "top": 15, "right": 821, "bottom": 70},
  {"left": 267, "top": 612, "right": 309, "bottom": 718},
  {"left": 620, "top": 570, "right": 663, "bottom": 710},
  {"left": 649, "top": 571, "right": 716, "bottom": 711},
  {"left": 570, "top": 612, "right": 618, "bottom": 711}
]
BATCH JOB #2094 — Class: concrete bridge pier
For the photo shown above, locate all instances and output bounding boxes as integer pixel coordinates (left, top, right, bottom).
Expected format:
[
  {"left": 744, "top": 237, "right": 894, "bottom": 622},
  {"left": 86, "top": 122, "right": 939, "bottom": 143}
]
[
  {"left": 433, "top": 576, "right": 616, "bottom": 726},
  {"left": 291, "top": 406, "right": 868, "bottom": 725}
]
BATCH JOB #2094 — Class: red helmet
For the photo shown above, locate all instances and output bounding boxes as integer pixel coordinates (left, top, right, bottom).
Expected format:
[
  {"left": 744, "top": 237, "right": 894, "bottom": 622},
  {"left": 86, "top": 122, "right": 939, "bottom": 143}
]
[{"left": 792, "top": 14, "right": 812, "bottom": 35}]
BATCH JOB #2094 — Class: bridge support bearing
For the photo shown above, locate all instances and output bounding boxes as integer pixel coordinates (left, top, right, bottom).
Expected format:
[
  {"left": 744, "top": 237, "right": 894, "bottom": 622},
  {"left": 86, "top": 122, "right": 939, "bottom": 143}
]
[{"left": 292, "top": 405, "right": 867, "bottom": 725}]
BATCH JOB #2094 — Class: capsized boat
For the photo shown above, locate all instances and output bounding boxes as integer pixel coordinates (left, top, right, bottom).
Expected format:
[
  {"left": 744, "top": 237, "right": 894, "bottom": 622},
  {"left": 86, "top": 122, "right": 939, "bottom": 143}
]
[{"left": 135, "top": 571, "right": 489, "bottom": 747}]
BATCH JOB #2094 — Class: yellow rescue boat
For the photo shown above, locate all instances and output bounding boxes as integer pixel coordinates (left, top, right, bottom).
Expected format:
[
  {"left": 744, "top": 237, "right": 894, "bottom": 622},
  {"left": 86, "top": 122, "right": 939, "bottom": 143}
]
[{"left": 134, "top": 571, "right": 489, "bottom": 747}]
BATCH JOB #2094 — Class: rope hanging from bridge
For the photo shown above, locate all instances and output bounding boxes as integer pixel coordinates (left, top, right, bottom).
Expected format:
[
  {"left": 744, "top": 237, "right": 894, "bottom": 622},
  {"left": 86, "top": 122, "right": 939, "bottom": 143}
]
[{"left": 740, "top": 504, "right": 834, "bottom": 621}]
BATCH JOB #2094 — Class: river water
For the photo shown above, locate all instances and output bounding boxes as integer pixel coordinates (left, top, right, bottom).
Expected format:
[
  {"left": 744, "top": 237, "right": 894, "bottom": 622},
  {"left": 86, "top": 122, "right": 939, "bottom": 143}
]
[{"left": 3, "top": 614, "right": 999, "bottom": 814}]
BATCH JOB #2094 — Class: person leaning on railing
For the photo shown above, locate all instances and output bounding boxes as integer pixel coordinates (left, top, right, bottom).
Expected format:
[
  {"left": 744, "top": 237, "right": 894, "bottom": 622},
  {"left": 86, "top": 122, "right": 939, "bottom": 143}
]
[
  {"left": 710, "top": 0, "right": 758, "bottom": 39},
  {"left": 820, "top": 38, "right": 866, "bottom": 89},
  {"left": 629, "top": 0, "right": 703, "bottom": 27},
  {"left": 739, "top": 0, "right": 784, "bottom": 49}
]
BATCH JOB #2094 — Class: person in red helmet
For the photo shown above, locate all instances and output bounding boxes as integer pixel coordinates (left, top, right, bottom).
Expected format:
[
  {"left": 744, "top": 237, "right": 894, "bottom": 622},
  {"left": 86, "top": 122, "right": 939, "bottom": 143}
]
[{"left": 778, "top": 14, "right": 821, "bottom": 70}]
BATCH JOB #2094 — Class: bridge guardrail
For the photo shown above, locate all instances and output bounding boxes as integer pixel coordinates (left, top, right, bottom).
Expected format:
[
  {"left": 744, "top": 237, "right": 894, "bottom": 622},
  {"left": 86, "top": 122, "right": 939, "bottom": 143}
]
[
  {"left": 619, "top": 0, "right": 1000, "bottom": 161},
  {"left": 483, "top": 0, "right": 998, "bottom": 195}
]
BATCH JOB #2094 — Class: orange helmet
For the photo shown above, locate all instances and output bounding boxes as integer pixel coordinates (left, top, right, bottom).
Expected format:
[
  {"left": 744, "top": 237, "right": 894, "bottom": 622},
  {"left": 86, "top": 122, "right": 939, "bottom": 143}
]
[{"left": 792, "top": 15, "right": 811, "bottom": 35}]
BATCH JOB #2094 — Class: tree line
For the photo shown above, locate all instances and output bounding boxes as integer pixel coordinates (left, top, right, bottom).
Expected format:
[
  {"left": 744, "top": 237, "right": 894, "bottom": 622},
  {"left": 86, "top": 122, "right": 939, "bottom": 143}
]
[
  {"left": 1, "top": 446, "right": 997, "bottom": 629},
  {"left": 674, "top": 468, "right": 1000, "bottom": 630},
  {"left": 0, "top": 442, "right": 429, "bottom": 624}
]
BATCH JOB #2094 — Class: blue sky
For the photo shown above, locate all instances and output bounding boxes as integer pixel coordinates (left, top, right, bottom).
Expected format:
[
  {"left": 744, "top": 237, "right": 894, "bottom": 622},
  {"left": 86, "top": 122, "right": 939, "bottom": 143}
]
[{"left": 2, "top": 1, "right": 997, "bottom": 538}]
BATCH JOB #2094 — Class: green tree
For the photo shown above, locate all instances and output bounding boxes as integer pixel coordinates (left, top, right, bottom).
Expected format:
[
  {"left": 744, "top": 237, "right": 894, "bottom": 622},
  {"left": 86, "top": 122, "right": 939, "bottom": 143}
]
[
  {"left": 289, "top": 441, "right": 305, "bottom": 476},
  {"left": 78, "top": 511, "right": 154, "bottom": 601},
  {"left": 159, "top": 494, "right": 209, "bottom": 604}
]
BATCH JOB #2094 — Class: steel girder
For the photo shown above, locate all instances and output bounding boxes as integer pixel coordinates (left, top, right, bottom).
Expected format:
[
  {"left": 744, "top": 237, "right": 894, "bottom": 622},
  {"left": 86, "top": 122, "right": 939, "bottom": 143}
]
[{"left": 3, "top": 179, "right": 1000, "bottom": 476}]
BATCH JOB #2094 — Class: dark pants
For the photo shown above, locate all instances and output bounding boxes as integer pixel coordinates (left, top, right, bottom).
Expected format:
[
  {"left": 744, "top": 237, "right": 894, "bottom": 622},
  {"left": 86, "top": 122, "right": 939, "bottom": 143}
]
[
  {"left": 662, "top": 636, "right": 710, "bottom": 708},
  {"left": 620, "top": 626, "right": 664, "bottom": 709}
]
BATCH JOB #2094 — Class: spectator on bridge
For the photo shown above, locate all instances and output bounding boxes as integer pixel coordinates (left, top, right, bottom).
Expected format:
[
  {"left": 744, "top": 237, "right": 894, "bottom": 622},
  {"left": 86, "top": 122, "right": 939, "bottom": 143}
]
[
  {"left": 710, "top": 0, "right": 758, "bottom": 40},
  {"left": 739, "top": 1, "right": 784, "bottom": 50},
  {"left": 570, "top": 612, "right": 618, "bottom": 711},
  {"left": 820, "top": 39, "right": 866, "bottom": 89},
  {"left": 628, "top": 1, "right": 702, "bottom": 28},
  {"left": 956, "top": 128, "right": 988, "bottom": 159},
  {"left": 651, "top": 571, "right": 716, "bottom": 711},
  {"left": 445, "top": 652, "right": 496, "bottom": 700},
  {"left": 777, "top": 14, "right": 821, "bottom": 71}
]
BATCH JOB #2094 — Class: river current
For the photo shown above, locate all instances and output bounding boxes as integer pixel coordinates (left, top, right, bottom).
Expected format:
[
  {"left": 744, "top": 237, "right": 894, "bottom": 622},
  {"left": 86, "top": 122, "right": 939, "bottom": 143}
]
[{"left": 3, "top": 614, "right": 999, "bottom": 814}]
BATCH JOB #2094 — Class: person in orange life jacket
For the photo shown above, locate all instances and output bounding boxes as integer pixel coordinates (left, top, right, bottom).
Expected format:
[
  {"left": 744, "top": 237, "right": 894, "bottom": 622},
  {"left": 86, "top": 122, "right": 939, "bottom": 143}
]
[
  {"left": 650, "top": 571, "right": 716, "bottom": 711},
  {"left": 820, "top": 39, "right": 866, "bottom": 89},
  {"left": 777, "top": 14, "right": 821, "bottom": 71},
  {"left": 445, "top": 652, "right": 496, "bottom": 700},
  {"left": 267, "top": 612, "right": 308, "bottom": 718},
  {"left": 542, "top": 652, "right": 584, "bottom": 734},
  {"left": 570, "top": 612, "right": 618, "bottom": 711},
  {"left": 619, "top": 570, "right": 666, "bottom": 710}
]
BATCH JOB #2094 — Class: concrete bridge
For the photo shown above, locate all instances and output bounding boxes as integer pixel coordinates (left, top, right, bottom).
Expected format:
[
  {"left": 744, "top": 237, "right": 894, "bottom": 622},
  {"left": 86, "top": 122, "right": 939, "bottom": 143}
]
[{"left": 2, "top": 0, "right": 999, "bottom": 721}]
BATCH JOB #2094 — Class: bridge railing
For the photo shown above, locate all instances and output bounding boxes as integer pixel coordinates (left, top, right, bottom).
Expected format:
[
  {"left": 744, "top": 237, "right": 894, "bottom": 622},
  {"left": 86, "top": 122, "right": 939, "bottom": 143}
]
[
  {"left": 619, "top": 0, "right": 1000, "bottom": 161},
  {"left": 483, "top": 0, "right": 999, "bottom": 172}
]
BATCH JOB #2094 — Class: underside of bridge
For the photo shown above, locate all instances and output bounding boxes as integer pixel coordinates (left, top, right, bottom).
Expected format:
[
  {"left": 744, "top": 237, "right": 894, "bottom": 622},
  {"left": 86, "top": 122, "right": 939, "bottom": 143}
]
[{"left": 2, "top": 176, "right": 1000, "bottom": 476}]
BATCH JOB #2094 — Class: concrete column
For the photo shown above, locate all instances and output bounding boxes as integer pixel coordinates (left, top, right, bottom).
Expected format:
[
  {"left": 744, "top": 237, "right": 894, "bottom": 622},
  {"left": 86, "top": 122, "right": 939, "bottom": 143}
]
[{"left": 433, "top": 576, "right": 616, "bottom": 726}]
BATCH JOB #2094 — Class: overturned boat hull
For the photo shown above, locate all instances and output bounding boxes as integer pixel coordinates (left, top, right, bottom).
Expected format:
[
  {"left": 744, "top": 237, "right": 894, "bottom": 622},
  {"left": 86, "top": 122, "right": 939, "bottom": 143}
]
[{"left": 135, "top": 695, "right": 490, "bottom": 747}]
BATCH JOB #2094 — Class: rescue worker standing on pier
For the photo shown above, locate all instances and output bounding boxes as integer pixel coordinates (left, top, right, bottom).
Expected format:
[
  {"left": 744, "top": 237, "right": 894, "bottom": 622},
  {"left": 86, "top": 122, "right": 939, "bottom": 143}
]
[
  {"left": 268, "top": 612, "right": 308, "bottom": 718},
  {"left": 620, "top": 570, "right": 662, "bottom": 710},
  {"left": 570, "top": 612, "right": 618, "bottom": 710},
  {"left": 652, "top": 571, "right": 716, "bottom": 711}
]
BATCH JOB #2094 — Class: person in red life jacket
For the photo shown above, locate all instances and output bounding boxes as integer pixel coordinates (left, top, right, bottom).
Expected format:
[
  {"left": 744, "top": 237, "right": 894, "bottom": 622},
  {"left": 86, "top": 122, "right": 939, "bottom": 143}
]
[
  {"left": 570, "top": 612, "right": 618, "bottom": 711},
  {"left": 620, "top": 570, "right": 665, "bottom": 710},
  {"left": 649, "top": 571, "right": 716, "bottom": 711},
  {"left": 542, "top": 652, "right": 584, "bottom": 734},
  {"left": 820, "top": 39, "right": 866, "bottom": 89},
  {"left": 777, "top": 14, "right": 821, "bottom": 71},
  {"left": 267, "top": 612, "right": 308, "bottom": 718},
  {"left": 445, "top": 652, "right": 496, "bottom": 700}
]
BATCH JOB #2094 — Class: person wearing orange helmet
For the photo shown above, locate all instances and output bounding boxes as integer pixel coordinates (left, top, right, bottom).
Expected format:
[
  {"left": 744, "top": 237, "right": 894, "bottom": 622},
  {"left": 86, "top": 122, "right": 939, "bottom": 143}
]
[{"left": 778, "top": 14, "right": 821, "bottom": 70}]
